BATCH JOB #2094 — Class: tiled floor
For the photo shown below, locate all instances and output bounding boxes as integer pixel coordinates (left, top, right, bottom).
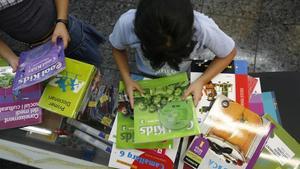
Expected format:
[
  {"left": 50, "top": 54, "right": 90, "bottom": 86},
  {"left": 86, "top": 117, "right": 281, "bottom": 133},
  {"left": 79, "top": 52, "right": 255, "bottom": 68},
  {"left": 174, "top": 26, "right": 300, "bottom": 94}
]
[{"left": 0, "top": 0, "right": 299, "bottom": 168}]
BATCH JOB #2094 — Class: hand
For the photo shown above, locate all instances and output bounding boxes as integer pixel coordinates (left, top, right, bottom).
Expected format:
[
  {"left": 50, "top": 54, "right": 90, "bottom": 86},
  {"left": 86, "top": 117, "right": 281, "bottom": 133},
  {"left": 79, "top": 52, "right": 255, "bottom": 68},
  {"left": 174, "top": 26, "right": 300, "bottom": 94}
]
[
  {"left": 7, "top": 55, "right": 19, "bottom": 72},
  {"left": 182, "top": 79, "right": 204, "bottom": 106},
  {"left": 124, "top": 78, "right": 144, "bottom": 109},
  {"left": 51, "top": 22, "right": 70, "bottom": 49}
]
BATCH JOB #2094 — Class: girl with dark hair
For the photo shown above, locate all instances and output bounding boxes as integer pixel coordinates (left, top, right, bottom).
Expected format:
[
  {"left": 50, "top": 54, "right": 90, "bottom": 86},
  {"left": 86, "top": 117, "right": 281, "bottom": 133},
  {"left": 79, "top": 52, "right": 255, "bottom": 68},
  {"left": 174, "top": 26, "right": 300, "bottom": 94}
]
[{"left": 110, "top": 0, "right": 237, "bottom": 108}]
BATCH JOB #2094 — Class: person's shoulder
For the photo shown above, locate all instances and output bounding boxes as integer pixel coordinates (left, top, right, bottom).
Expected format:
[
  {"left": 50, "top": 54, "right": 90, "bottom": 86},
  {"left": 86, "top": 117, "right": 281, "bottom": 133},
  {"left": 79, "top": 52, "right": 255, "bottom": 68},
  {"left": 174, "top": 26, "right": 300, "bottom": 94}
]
[
  {"left": 118, "top": 9, "right": 136, "bottom": 24},
  {"left": 193, "top": 11, "right": 218, "bottom": 28}
]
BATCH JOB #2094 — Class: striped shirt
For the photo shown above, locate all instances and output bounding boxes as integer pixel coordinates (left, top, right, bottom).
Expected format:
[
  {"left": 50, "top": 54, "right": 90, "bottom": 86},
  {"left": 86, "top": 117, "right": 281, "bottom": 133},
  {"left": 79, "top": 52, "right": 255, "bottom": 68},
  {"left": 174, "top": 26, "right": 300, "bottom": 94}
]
[{"left": 0, "top": 0, "right": 23, "bottom": 11}]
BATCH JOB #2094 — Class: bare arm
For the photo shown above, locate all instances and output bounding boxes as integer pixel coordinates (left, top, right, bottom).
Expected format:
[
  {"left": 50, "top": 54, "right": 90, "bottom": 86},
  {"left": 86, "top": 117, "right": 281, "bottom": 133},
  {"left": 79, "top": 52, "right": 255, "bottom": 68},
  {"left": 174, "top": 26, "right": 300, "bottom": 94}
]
[
  {"left": 52, "top": 0, "right": 70, "bottom": 48},
  {"left": 196, "top": 48, "right": 237, "bottom": 85},
  {"left": 0, "top": 38, "right": 19, "bottom": 72},
  {"left": 112, "top": 47, "right": 143, "bottom": 108},
  {"left": 183, "top": 47, "right": 237, "bottom": 105}
]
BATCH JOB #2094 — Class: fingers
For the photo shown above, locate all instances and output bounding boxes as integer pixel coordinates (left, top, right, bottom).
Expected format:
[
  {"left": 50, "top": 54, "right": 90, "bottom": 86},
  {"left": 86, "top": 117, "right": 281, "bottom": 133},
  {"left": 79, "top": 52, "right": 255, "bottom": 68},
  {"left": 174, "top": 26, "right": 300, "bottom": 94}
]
[
  {"left": 193, "top": 93, "right": 202, "bottom": 107},
  {"left": 182, "top": 87, "right": 202, "bottom": 106},
  {"left": 127, "top": 89, "right": 134, "bottom": 109},
  {"left": 62, "top": 36, "right": 69, "bottom": 49},
  {"left": 182, "top": 87, "right": 192, "bottom": 100},
  {"left": 134, "top": 83, "right": 144, "bottom": 94},
  {"left": 51, "top": 33, "right": 58, "bottom": 44},
  {"left": 12, "top": 65, "right": 18, "bottom": 73}
]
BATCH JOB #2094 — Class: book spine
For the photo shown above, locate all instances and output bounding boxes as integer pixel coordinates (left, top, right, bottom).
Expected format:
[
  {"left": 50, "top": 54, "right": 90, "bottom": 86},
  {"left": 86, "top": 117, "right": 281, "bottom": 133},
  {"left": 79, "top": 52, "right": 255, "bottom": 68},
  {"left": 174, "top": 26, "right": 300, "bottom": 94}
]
[
  {"left": 235, "top": 74, "right": 249, "bottom": 108},
  {"left": 73, "top": 129, "right": 112, "bottom": 154},
  {"left": 73, "top": 67, "right": 96, "bottom": 118}
]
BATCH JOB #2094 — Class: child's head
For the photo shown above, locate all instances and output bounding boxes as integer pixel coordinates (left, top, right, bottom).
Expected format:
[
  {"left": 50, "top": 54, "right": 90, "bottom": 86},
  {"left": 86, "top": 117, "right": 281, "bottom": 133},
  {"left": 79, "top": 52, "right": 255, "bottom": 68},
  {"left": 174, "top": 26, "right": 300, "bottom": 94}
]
[{"left": 134, "top": 0, "right": 195, "bottom": 71}]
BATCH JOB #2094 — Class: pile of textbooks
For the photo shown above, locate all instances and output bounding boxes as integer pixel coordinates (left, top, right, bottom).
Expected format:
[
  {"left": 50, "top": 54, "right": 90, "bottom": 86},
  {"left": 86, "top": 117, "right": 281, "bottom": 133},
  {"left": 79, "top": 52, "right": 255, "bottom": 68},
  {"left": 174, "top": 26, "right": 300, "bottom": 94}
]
[{"left": 1, "top": 42, "right": 299, "bottom": 169}]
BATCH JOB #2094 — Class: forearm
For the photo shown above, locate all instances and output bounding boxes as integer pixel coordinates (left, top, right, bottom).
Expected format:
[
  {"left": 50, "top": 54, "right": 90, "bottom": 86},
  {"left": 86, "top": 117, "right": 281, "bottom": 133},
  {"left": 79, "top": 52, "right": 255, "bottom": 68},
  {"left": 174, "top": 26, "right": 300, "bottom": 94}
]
[
  {"left": 196, "top": 48, "right": 237, "bottom": 84},
  {"left": 112, "top": 47, "right": 131, "bottom": 82},
  {"left": 54, "top": 0, "right": 69, "bottom": 20},
  {"left": 0, "top": 39, "right": 18, "bottom": 60}
]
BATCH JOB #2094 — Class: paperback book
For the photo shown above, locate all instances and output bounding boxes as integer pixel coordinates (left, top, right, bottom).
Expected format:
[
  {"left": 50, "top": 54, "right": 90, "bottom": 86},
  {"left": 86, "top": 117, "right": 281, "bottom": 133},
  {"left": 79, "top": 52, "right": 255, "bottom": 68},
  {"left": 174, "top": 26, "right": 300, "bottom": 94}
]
[
  {"left": 116, "top": 112, "right": 173, "bottom": 149},
  {"left": 190, "top": 60, "right": 249, "bottom": 124},
  {"left": 0, "top": 66, "right": 42, "bottom": 129},
  {"left": 13, "top": 39, "right": 65, "bottom": 92},
  {"left": 109, "top": 139, "right": 180, "bottom": 169},
  {"left": 254, "top": 114, "right": 300, "bottom": 169},
  {"left": 124, "top": 73, "right": 200, "bottom": 143},
  {"left": 39, "top": 57, "right": 96, "bottom": 118},
  {"left": 184, "top": 95, "right": 275, "bottom": 169}
]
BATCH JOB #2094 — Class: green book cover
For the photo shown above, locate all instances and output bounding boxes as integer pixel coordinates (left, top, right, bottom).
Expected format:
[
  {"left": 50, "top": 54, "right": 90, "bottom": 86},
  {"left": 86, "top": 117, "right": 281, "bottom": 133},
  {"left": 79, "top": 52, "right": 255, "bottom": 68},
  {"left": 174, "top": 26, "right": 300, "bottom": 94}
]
[
  {"left": 39, "top": 57, "right": 95, "bottom": 118},
  {"left": 116, "top": 112, "right": 173, "bottom": 149},
  {"left": 130, "top": 73, "right": 200, "bottom": 143},
  {"left": 254, "top": 114, "right": 300, "bottom": 169},
  {"left": 0, "top": 58, "right": 8, "bottom": 66}
]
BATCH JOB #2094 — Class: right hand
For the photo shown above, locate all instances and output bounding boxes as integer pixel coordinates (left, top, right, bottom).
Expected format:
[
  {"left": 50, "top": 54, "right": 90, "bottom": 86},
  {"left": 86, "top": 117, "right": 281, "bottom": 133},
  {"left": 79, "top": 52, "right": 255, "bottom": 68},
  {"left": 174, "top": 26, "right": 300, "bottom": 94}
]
[
  {"left": 7, "top": 55, "right": 19, "bottom": 72},
  {"left": 124, "top": 78, "right": 144, "bottom": 109}
]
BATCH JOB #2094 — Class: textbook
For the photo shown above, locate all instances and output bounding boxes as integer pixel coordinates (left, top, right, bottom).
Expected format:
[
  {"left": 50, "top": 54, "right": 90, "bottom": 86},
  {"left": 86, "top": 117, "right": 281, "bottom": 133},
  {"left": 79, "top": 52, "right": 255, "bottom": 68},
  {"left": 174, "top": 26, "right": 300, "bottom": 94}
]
[
  {"left": 116, "top": 112, "right": 173, "bottom": 149},
  {"left": 13, "top": 39, "right": 65, "bottom": 92},
  {"left": 190, "top": 60, "right": 249, "bottom": 124},
  {"left": 123, "top": 73, "right": 200, "bottom": 143},
  {"left": 0, "top": 66, "right": 42, "bottom": 129},
  {"left": 184, "top": 95, "right": 275, "bottom": 169},
  {"left": 39, "top": 58, "right": 96, "bottom": 118},
  {"left": 109, "top": 139, "right": 180, "bottom": 169},
  {"left": 254, "top": 114, "right": 300, "bottom": 169}
]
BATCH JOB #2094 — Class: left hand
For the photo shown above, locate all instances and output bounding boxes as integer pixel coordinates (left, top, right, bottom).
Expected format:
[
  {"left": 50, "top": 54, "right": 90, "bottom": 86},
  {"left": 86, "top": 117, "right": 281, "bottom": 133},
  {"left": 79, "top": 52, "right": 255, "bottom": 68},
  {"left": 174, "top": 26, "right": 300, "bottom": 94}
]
[
  {"left": 51, "top": 22, "right": 70, "bottom": 49},
  {"left": 182, "top": 79, "right": 204, "bottom": 106}
]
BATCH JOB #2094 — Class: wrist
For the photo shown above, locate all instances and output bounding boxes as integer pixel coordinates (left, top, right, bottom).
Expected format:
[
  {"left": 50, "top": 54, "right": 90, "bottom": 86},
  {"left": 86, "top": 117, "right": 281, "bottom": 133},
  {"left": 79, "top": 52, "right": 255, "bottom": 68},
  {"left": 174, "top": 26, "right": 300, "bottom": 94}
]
[
  {"left": 56, "top": 19, "right": 68, "bottom": 28},
  {"left": 196, "top": 76, "right": 206, "bottom": 85}
]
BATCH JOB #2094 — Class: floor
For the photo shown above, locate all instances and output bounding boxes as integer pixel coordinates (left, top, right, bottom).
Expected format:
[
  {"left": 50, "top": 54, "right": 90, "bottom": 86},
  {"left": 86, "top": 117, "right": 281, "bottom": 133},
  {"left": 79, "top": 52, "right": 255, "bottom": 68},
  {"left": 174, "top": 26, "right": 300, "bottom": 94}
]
[{"left": 0, "top": 0, "right": 299, "bottom": 168}]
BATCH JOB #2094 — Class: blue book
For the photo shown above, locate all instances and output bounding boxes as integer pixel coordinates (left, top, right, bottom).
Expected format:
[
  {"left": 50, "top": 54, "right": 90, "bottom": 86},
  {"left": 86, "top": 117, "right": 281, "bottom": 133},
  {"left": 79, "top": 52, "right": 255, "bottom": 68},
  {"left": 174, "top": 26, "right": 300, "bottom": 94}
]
[{"left": 261, "top": 92, "right": 282, "bottom": 124}]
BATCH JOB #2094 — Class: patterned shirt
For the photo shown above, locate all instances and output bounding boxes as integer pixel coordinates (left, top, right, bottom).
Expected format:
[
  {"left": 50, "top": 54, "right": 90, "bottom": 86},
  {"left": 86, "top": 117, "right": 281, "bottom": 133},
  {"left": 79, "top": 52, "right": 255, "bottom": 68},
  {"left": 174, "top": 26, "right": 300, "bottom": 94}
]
[{"left": 0, "top": 0, "right": 23, "bottom": 11}]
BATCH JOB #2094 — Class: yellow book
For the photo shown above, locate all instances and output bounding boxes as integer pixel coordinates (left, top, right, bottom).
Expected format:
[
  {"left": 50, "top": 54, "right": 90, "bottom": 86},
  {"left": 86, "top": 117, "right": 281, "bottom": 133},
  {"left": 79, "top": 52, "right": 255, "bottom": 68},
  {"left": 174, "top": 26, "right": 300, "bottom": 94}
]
[{"left": 39, "top": 58, "right": 95, "bottom": 118}]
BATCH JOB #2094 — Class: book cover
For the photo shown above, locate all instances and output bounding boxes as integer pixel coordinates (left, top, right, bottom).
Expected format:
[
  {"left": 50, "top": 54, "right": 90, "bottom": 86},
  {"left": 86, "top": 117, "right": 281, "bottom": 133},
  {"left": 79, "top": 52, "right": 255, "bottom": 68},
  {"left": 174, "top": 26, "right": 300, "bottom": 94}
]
[
  {"left": 184, "top": 95, "right": 274, "bottom": 169},
  {"left": 254, "top": 114, "right": 300, "bottom": 169},
  {"left": 38, "top": 57, "right": 95, "bottom": 118},
  {"left": 0, "top": 67, "right": 42, "bottom": 129},
  {"left": 109, "top": 139, "right": 180, "bottom": 169},
  {"left": 261, "top": 92, "right": 281, "bottom": 124},
  {"left": 13, "top": 39, "right": 65, "bottom": 92},
  {"left": 126, "top": 73, "right": 200, "bottom": 143},
  {"left": 77, "top": 83, "right": 117, "bottom": 134},
  {"left": 116, "top": 112, "right": 173, "bottom": 149},
  {"left": 190, "top": 60, "right": 249, "bottom": 124}
]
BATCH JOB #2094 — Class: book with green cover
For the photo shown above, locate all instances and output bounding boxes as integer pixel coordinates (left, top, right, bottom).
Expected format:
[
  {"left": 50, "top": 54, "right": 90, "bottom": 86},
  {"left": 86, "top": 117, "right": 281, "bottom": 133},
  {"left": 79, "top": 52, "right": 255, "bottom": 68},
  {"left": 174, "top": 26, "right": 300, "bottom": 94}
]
[
  {"left": 116, "top": 112, "right": 173, "bottom": 149},
  {"left": 254, "top": 114, "right": 300, "bottom": 169},
  {"left": 124, "top": 73, "right": 200, "bottom": 143},
  {"left": 39, "top": 57, "right": 96, "bottom": 118},
  {"left": 0, "top": 58, "right": 8, "bottom": 66}
]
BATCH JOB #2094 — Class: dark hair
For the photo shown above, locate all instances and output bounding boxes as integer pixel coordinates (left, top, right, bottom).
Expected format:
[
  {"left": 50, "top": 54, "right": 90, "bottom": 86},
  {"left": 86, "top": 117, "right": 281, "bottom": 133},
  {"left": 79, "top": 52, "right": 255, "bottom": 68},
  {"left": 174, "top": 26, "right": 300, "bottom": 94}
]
[{"left": 134, "top": 0, "right": 195, "bottom": 71}]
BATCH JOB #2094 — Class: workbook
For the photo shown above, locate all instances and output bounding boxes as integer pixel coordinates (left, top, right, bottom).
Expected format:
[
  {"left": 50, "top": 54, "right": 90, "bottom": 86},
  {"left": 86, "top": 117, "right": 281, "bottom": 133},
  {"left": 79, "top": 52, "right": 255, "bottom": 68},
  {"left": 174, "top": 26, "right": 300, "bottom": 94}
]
[
  {"left": 0, "top": 66, "right": 42, "bottom": 129},
  {"left": 184, "top": 95, "right": 275, "bottom": 169},
  {"left": 125, "top": 73, "right": 200, "bottom": 143},
  {"left": 39, "top": 58, "right": 95, "bottom": 118},
  {"left": 13, "top": 39, "right": 65, "bottom": 92}
]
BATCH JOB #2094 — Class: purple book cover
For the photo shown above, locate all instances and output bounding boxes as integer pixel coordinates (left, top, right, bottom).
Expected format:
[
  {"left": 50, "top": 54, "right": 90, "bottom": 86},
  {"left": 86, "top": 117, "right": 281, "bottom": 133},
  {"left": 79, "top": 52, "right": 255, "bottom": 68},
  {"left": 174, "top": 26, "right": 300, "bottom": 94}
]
[
  {"left": 0, "top": 83, "right": 43, "bottom": 129},
  {"left": 12, "top": 39, "right": 66, "bottom": 92}
]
